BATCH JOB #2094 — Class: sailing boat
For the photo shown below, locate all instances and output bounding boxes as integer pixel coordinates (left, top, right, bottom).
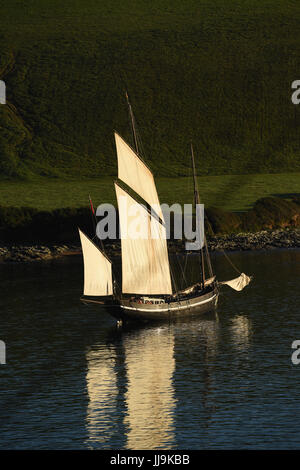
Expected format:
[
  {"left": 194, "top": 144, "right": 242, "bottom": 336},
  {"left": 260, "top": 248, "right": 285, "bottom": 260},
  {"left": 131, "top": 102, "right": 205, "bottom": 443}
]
[{"left": 78, "top": 98, "right": 251, "bottom": 322}]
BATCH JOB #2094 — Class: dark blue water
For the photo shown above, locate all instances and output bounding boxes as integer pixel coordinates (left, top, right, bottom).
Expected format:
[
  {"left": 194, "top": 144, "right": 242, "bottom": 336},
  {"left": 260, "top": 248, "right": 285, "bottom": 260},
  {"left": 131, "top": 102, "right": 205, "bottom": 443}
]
[{"left": 0, "top": 249, "right": 300, "bottom": 449}]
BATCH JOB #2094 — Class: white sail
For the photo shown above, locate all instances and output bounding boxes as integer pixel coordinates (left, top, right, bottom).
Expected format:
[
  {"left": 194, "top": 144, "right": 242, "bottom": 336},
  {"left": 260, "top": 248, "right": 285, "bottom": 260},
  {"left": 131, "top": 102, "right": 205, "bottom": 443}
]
[
  {"left": 114, "top": 132, "right": 164, "bottom": 221},
  {"left": 220, "top": 273, "right": 252, "bottom": 291},
  {"left": 115, "top": 183, "right": 172, "bottom": 295},
  {"left": 78, "top": 229, "right": 113, "bottom": 296}
]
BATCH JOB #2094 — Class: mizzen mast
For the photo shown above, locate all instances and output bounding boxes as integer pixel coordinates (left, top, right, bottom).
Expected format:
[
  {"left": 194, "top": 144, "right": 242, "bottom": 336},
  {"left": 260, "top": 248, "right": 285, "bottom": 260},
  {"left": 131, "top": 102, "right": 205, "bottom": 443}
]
[{"left": 191, "top": 144, "right": 215, "bottom": 283}]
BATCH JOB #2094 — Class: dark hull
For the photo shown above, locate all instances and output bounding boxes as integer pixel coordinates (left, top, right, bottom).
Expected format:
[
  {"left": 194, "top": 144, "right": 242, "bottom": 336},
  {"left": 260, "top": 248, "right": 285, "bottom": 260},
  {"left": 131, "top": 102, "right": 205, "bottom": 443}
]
[{"left": 81, "top": 286, "right": 219, "bottom": 322}]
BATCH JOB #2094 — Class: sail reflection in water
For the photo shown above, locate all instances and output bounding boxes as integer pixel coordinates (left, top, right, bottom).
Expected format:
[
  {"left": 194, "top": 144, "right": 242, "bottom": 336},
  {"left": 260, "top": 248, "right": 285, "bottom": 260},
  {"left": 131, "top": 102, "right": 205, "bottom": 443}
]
[
  {"left": 84, "top": 325, "right": 175, "bottom": 449},
  {"left": 85, "top": 346, "right": 119, "bottom": 447},
  {"left": 84, "top": 311, "right": 255, "bottom": 448},
  {"left": 123, "top": 326, "right": 175, "bottom": 449}
]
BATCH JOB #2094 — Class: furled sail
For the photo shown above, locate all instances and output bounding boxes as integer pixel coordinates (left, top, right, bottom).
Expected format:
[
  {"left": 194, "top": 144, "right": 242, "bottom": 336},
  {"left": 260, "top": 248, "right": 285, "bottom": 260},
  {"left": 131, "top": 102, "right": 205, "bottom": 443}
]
[
  {"left": 115, "top": 183, "right": 172, "bottom": 295},
  {"left": 78, "top": 229, "right": 113, "bottom": 296},
  {"left": 114, "top": 132, "right": 164, "bottom": 221},
  {"left": 177, "top": 277, "right": 216, "bottom": 295},
  {"left": 220, "top": 273, "right": 252, "bottom": 291}
]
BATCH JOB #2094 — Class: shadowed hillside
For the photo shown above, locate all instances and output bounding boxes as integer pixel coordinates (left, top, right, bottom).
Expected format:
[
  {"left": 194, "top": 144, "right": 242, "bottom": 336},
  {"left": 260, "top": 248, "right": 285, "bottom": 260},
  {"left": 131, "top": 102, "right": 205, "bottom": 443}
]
[{"left": 0, "top": 0, "right": 300, "bottom": 179}]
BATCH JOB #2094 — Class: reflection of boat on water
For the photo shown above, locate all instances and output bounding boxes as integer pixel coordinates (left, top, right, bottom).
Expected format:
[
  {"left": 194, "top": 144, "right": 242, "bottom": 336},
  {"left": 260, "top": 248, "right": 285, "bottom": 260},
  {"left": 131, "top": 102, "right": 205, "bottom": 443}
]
[
  {"left": 78, "top": 95, "right": 252, "bottom": 323},
  {"left": 84, "top": 314, "right": 222, "bottom": 449},
  {"left": 84, "top": 324, "right": 176, "bottom": 449},
  {"left": 85, "top": 346, "right": 119, "bottom": 447},
  {"left": 123, "top": 325, "right": 175, "bottom": 449}
]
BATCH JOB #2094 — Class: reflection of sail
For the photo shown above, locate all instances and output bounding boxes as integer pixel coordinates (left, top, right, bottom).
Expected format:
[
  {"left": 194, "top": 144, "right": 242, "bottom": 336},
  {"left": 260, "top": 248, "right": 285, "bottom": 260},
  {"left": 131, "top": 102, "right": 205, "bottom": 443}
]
[
  {"left": 230, "top": 315, "right": 252, "bottom": 350},
  {"left": 124, "top": 327, "right": 175, "bottom": 450},
  {"left": 85, "top": 347, "right": 118, "bottom": 447},
  {"left": 84, "top": 316, "right": 222, "bottom": 448}
]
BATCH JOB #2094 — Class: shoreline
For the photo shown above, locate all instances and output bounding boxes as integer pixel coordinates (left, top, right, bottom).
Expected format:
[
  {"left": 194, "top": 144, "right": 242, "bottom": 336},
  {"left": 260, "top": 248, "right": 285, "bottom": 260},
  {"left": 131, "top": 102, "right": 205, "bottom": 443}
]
[{"left": 0, "top": 229, "right": 299, "bottom": 263}]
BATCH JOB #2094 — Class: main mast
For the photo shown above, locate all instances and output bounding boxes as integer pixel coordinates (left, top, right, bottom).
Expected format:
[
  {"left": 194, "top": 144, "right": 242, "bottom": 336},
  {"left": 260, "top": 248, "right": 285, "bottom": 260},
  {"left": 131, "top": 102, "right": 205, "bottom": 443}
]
[
  {"left": 126, "top": 91, "right": 139, "bottom": 155},
  {"left": 115, "top": 95, "right": 173, "bottom": 296}
]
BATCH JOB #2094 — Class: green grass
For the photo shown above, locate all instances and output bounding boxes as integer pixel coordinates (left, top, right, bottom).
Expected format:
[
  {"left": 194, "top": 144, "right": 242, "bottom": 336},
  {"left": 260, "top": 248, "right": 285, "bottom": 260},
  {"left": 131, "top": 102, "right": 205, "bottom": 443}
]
[
  {"left": 0, "top": 1, "right": 300, "bottom": 178},
  {"left": 1, "top": 173, "right": 299, "bottom": 212}
]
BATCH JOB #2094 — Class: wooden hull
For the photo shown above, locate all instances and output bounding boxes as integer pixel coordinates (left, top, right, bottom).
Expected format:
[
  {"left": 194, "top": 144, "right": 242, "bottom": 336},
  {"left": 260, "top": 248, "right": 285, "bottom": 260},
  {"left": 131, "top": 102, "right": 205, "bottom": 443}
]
[
  {"left": 82, "top": 286, "right": 219, "bottom": 322},
  {"left": 119, "top": 287, "right": 218, "bottom": 321}
]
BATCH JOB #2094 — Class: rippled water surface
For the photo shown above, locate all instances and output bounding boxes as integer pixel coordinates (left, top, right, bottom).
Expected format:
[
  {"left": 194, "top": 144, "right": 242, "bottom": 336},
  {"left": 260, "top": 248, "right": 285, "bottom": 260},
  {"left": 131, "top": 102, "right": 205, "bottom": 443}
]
[{"left": 1, "top": 249, "right": 300, "bottom": 449}]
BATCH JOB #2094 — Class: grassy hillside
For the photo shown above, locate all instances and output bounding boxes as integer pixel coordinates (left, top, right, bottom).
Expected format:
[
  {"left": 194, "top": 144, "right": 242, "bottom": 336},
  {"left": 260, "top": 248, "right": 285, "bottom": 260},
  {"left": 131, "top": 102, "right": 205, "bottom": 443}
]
[
  {"left": 0, "top": 173, "right": 299, "bottom": 213},
  {"left": 0, "top": 1, "right": 300, "bottom": 179}
]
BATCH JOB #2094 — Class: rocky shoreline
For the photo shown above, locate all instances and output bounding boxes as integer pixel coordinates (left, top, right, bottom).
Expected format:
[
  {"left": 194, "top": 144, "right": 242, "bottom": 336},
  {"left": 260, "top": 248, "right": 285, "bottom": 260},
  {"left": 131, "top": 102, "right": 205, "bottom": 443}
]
[
  {"left": 0, "top": 244, "right": 80, "bottom": 263},
  {"left": 207, "top": 228, "right": 300, "bottom": 252},
  {"left": 0, "top": 229, "right": 300, "bottom": 263}
]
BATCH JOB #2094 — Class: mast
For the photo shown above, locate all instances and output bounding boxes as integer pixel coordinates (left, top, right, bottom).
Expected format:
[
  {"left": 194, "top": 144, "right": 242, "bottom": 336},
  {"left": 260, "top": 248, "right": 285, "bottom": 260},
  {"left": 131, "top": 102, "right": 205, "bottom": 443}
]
[
  {"left": 126, "top": 91, "right": 139, "bottom": 155},
  {"left": 191, "top": 144, "right": 215, "bottom": 283},
  {"left": 116, "top": 96, "right": 174, "bottom": 295},
  {"left": 191, "top": 143, "right": 206, "bottom": 288}
]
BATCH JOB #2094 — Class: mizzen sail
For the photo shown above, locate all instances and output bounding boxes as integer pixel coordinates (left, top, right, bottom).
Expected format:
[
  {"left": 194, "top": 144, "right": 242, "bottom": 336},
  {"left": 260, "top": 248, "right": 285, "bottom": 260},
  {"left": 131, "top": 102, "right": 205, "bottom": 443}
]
[
  {"left": 115, "top": 183, "right": 172, "bottom": 295},
  {"left": 78, "top": 229, "right": 113, "bottom": 296},
  {"left": 114, "top": 132, "right": 163, "bottom": 221},
  {"left": 220, "top": 273, "right": 252, "bottom": 291}
]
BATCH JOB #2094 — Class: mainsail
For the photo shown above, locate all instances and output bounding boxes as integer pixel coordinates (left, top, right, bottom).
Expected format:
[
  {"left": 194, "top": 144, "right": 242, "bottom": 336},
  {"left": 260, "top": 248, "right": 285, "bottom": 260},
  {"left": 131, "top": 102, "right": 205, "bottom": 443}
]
[
  {"left": 114, "top": 132, "right": 164, "bottom": 221},
  {"left": 115, "top": 183, "right": 172, "bottom": 295},
  {"left": 78, "top": 229, "right": 113, "bottom": 296}
]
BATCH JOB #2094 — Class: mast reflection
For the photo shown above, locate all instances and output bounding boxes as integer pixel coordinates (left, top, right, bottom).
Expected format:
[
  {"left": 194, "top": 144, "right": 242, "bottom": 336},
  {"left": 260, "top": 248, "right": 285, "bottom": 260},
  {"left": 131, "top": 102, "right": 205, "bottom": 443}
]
[{"left": 230, "top": 315, "right": 252, "bottom": 350}]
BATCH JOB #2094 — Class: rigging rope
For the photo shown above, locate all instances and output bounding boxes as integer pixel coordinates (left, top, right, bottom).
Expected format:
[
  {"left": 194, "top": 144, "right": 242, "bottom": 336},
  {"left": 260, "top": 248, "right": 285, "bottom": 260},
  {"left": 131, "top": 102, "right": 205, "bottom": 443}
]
[{"left": 205, "top": 217, "right": 241, "bottom": 275}]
